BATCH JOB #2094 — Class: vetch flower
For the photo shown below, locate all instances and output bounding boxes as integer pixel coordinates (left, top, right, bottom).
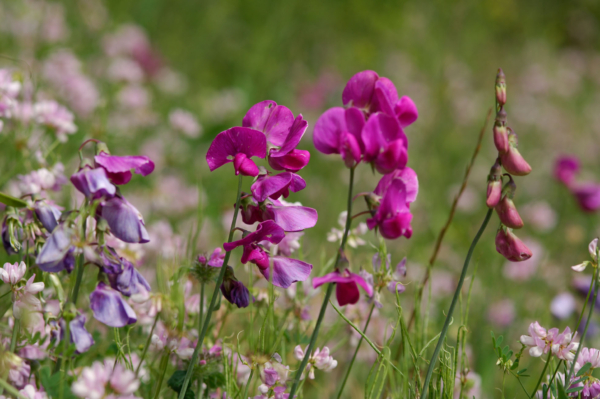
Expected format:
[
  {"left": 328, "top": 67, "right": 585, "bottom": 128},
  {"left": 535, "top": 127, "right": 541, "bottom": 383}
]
[
  {"left": 95, "top": 151, "right": 155, "bottom": 185},
  {"left": 572, "top": 347, "right": 600, "bottom": 399},
  {"left": 251, "top": 172, "right": 306, "bottom": 203},
  {"left": 206, "top": 127, "right": 267, "bottom": 176},
  {"left": 495, "top": 177, "right": 524, "bottom": 229},
  {"left": 59, "top": 314, "right": 95, "bottom": 353},
  {"left": 313, "top": 107, "right": 364, "bottom": 168},
  {"left": 313, "top": 269, "right": 373, "bottom": 306},
  {"left": 554, "top": 156, "right": 580, "bottom": 187},
  {"left": 0, "top": 261, "right": 26, "bottom": 284},
  {"left": 293, "top": 345, "right": 338, "bottom": 380},
  {"left": 327, "top": 211, "right": 367, "bottom": 248},
  {"left": 220, "top": 266, "right": 251, "bottom": 308},
  {"left": 520, "top": 322, "right": 578, "bottom": 361},
  {"left": 241, "top": 197, "right": 318, "bottom": 232},
  {"left": 33, "top": 200, "right": 61, "bottom": 232},
  {"left": 36, "top": 223, "right": 76, "bottom": 273},
  {"left": 90, "top": 282, "right": 137, "bottom": 327},
  {"left": 500, "top": 128, "right": 532, "bottom": 176},
  {"left": 101, "top": 196, "right": 150, "bottom": 243},
  {"left": 495, "top": 227, "right": 532, "bottom": 262},
  {"left": 70, "top": 166, "right": 116, "bottom": 200}
]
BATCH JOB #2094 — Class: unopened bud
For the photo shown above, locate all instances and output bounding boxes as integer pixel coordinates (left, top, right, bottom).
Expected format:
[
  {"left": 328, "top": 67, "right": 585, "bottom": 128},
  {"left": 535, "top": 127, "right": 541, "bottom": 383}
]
[
  {"left": 495, "top": 179, "right": 524, "bottom": 229},
  {"left": 495, "top": 227, "right": 532, "bottom": 262},
  {"left": 486, "top": 160, "right": 503, "bottom": 208},
  {"left": 220, "top": 266, "right": 250, "bottom": 308},
  {"left": 493, "top": 121, "right": 508, "bottom": 154},
  {"left": 496, "top": 68, "right": 507, "bottom": 106},
  {"left": 501, "top": 129, "right": 532, "bottom": 176}
]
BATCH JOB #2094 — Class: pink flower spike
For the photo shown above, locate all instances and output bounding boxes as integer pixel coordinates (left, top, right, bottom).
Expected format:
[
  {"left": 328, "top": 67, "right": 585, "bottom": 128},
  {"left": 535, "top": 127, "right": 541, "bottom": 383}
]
[
  {"left": 95, "top": 152, "right": 154, "bottom": 185},
  {"left": 313, "top": 269, "right": 373, "bottom": 306},
  {"left": 206, "top": 127, "right": 267, "bottom": 176}
]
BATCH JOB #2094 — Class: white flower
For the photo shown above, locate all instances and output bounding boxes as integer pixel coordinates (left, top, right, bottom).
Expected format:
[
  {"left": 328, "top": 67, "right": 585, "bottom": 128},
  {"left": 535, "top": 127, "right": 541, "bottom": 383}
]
[
  {"left": 571, "top": 238, "right": 599, "bottom": 272},
  {"left": 0, "top": 261, "right": 26, "bottom": 284}
]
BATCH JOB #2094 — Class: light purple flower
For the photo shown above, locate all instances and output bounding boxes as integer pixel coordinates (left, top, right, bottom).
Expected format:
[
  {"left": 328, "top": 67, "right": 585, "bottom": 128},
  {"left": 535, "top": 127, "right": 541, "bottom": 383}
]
[
  {"left": 251, "top": 172, "right": 306, "bottom": 203},
  {"left": 95, "top": 152, "right": 155, "bottom": 185},
  {"left": 33, "top": 200, "right": 61, "bottom": 232},
  {"left": 101, "top": 196, "right": 150, "bottom": 244},
  {"left": 313, "top": 269, "right": 373, "bottom": 306},
  {"left": 169, "top": 108, "right": 202, "bottom": 138},
  {"left": 520, "top": 322, "right": 578, "bottom": 361},
  {"left": 0, "top": 261, "right": 26, "bottom": 284},
  {"left": 70, "top": 166, "right": 116, "bottom": 200},
  {"left": 106, "top": 259, "right": 151, "bottom": 297},
  {"left": 206, "top": 127, "right": 267, "bottom": 176},
  {"left": 90, "top": 282, "right": 137, "bottom": 327},
  {"left": 36, "top": 224, "right": 76, "bottom": 273},
  {"left": 550, "top": 292, "right": 576, "bottom": 320},
  {"left": 198, "top": 247, "right": 226, "bottom": 267},
  {"left": 72, "top": 360, "right": 140, "bottom": 399},
  {"left": 63, "top": 314, "right": 95, "bottom": 353}
]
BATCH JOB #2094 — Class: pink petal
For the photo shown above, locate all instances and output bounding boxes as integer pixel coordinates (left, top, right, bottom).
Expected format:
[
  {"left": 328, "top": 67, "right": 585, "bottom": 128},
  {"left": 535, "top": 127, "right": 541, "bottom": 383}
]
[
  {"left": 362, "top": 112, "right": 405, "bottom": 162},
  {"left": 267, "top": 203, "right": 318, "bottom": 232},
  {"left": 268, "top": 149, "right": 310, "bottom": 172},
  {"left": 242, "top": 100, "right": 294, "bottom": 147},
  {"left": 270, "top": 115, "right": 308, "bottom": 157},
  {"left": 370, "top": 78, "right": 398, "bottom": 116},
  {"left": 206, "top": 127, "right": 267, "bottom": 172},
  {"left": 336, "top": 282, "right": 360, "bottom": 306},
  {"left": 342, "top": 70, "right": 379, "bottom": 109},
  {"left": 395, "top": 96, "right": 418, "bottom": 127},
  {"left": 223, "top": 220, "right": 285, "bottom": 252},
  {"left": 313, "top": 107, "right": 346, "bottom": 155}
]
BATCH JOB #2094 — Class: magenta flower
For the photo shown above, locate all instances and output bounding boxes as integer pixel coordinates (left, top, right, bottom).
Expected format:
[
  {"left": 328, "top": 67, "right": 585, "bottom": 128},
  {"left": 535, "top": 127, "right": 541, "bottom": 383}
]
[
  {"left": 554, "top": 156, "right": 580, "bottom": 186},
  {"left": 251, "top": 172, "right": 306, "bottom": 203},
  {"left": 313, "top": 107, "right": 365, "bottom": 168},
  {"left": 367, "top": 178, "right": 413, "bottom": 240},
  {"left": 495, "top": 228, "right": 532, "bottom": 262},
  {"left": 241, "top": 198, "right": 318, "bottom": 232},
  {"left": 313, "top": 269, "right": 373, "bottom": 306},
  {"left": 70, "top": 166, "right": 116, "bottom": 200},
  {"left": 362, "top": 113, "right": 408, "bottom": 174},
  {"left": 94, "top": 151, "right": 155, "bottom": 185},
  {"left": 243, "top": 100, "right": 295, "bottom": 147},
  {"left": 500, "top": 129, "right": 532, "bottom": 176},
  {"left": 206, "top": 127, "right": 267, "bottom": 176},
  {"left": 268, "top": 114, "right": 311, "bottom": 172},
  {"left": 89, "top": 282, "right": 137, "bottom": 327},
  {"left": 101, "top": 196, "right": 150, "bottom": 243},
  {"left": 221, "top": 266, "right": 250, "bottom": 308},
  {"left": 223, "top": 220, "right": 312, "bottom": 288},
  {"left": 572, "top": 184, "right": 600, "bottom": 212},
  {"left": 198, "top": 247, "right": 226, "bottom": 267}
]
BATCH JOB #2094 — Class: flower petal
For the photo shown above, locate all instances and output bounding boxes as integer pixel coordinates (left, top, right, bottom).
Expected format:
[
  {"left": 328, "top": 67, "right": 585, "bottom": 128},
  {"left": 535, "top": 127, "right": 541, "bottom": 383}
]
[
  {"left": 259, "top": 256, "right": 312, "bottom": 288},
  {"left": 342, "top": 70, "right": 379, "bottom": 109},
  {"left": 313, "top": 107, "right": 346, "bottom": 155}
]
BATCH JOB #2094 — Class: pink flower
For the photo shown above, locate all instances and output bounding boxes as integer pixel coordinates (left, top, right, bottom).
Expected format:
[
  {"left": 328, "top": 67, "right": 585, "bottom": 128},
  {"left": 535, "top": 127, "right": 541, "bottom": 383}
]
[
  {"left": 0, "top": 261, "right": 26, "bottom": 284},
  {"left": 169, "top": 109, "right": 202, "bottom": 138},
  {"left": 554, "top": 156, "right": 580, "bottom": 187},
  {"left": 495, "top": 228, "right": 532, "bottom": 262},
  {"left": 251, "top": 172, "right": 306, "bottom": 203},
  {"left": 206, "top": 127, "right": 267, "bottom": 177},
  {"left": 312, "top": 269, "right": 373, "bottom": 306},
  {"left": 95, "top": 151, "right": 155, "bottom": 185},
  {"left": 33, "top": 100, "right": 77, "bottom": 141},
  {"left": 520, "top": 322, "right": 578, "bottom": 361},
  {"left": 313, "top": 107, "right": 364, "bottom": 168},
  {"left": 241, "top": 197, "right": 318, "bottom": 233}
]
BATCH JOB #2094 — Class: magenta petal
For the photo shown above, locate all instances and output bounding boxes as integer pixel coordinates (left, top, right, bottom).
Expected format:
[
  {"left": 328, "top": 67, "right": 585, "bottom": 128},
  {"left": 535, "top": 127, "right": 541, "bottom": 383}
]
[
  {"left": 242, "top": 100, "right": 294, "bottom": 147},
  {"left": 233, "top": 153, "right": 260, "bottom": 176},
  {"left": 270, "top": 114, "right": 308, "bottom": 157},
  {"left": 243, "top": 100, "right": 277, "bottom": 130},
  {"left": 312, "top": 269, "right": 373, "bottom": 303},
  {"left": 379, "top": 212, "right": 413, "bottom": 239},
  {"left": 554, "top": 156, "right": 580, "bottom": 186},
  {"left": 106, "top": 171, "right": 132, "bottom": 185},
  {"left": 258, "top": 256, "right": 312, "bottom": 288},
  {"left": 289, "top": 173, "right": 306, "bottom": 193},
  {"left": 268, "top": 149, "right": 310, "bottom": 172},
  {"left": 344, "top": 107, "right": 366, "bottom": 152},
  {"left": 374, "top": 167, "right": 419, "bottom": 204},
  {"left": 374, "top": 139, "right": 407, "bottom": 174},
  {"left": 313, "top": 107, "right": 346, "bottom": 155},
  {"left": 371, "top": 78, "right": 398, "bottom": 116},
  {"left": 340, "top": 132, "right": 362, "bottom": 168},
  {"left": 252, "top": 173, "right": 293, "bottom": 202},
  {"left": 268, "top": 202, "right": 318, "bottom": 232},
  {"left": 362, "top": 112, "right": 405, "bottom": 162},
  {"left": 223, "top": 220, "right": 285, "bottom": 252},
  {"left": 342, "top": 70, "right": 379, "bottom": 108},
  {"left": 336, "top": 282, "right": 360, "bottom": 306},
  {"left": 380, "top": 179, "right": 408, "bottom": 215},
  {"left": 572, "top": 184, "right": 600, "bottom": 212},
  {"left": 395, "top": 96, "right": 418, "bottom": 127},
  {"left": 206, "top": 127, "right": 267, "bottom": 172},
  {"left": 94, "top": 153, "right": 155, "bottom": 182}
]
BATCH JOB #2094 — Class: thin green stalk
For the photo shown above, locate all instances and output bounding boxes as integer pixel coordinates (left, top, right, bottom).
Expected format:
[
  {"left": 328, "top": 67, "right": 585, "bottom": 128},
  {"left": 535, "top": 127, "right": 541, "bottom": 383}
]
[
  {"left": 241, "top": 368, "right": 254, "bottom": 399},
  {"left": 179, "top": 175, "right": 244, "bottom": 399},
  {"left": 136, "top": 314, "right": 159, "bottom": 377},
  {"left": 288, "top": 167, "right": 356, "bottom": 398},
  {"left": 59, "top": 318, "right": 71, "bottom": 399},
  {"left": 566, "top": 258, "right": 600, "bottom": 383},
  {"left": 530, "top": 350, "right": 552, "bottom": 397},
  {"left": 421, "top": 208, "right": 493, "bottom": 399},
  {"left": 154, "top": 352, "right": 170, "bottom": 399},
  {"left": 71, "top": 213, "right": 87, "bottom": 305},
  {"left": 10, "top": 319, "right": 20, "bottom": 352},
  {"left": 335, "top": 304, "right": 375, "bottom": 399},
  {"left": 547, "top": 359, "right": 562, "bottom": 395}
]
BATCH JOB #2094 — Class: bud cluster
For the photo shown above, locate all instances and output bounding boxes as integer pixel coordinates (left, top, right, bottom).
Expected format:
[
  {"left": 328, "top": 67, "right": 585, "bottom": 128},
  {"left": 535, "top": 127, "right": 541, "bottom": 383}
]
[{"left": 487, "top": 69, "right": 532, "bottom": 262}]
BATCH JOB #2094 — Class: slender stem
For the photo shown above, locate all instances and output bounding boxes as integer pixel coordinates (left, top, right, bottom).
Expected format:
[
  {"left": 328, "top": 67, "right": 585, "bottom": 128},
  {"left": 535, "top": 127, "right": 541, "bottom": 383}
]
[
  {"left": 10, "top": 319, "right": 20, "bottom": 352},
  {"left": 136, "top": 314, "right": 159, "bottom": 377},
  {"left": 178, "top": 175, "right": 244, "bottom": 399},
  {"left": 547, "top": 360, "right": 563, "bottom": 394},
  {"left": 71, "top": 213, "right": 87, "bottom": 305},
  {"left": 0, "top": 378, "right": 28, "bottom": 399},
  {"left": 59, "top": 319, "right": 71, "bottom": 399},
  {"left": 288, "top": 167, "right": 356, "bottom": 398},
  {"left": 153, "top": 352, "right": 170, "bottom": 399},
  {"left": 566, "top": 259, "right": 600, "bottom": 382},
  {"left": 335, "top": 304, "right": 375, "bottom": 399},
  {"left": 530, "top": 351, "right": 552, "bottom": 397},
  {"left": 242, "top": 368, "right": 254, "bottom": 399},
  {"left": 421, "top": 208, "right": 493, "bottom": 399}
]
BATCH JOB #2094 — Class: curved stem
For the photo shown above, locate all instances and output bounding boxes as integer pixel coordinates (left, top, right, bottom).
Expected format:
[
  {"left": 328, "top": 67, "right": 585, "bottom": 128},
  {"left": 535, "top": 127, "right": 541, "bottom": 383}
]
[
  {"left": 178, "top": 175, "right": 244, "bottom": 399},
  {"left": 530, "top": 351, "right": 552, "bottom": 397},
  {"left": 335, "top": 303, "right": 375, "bottom": 399},
  {"left": 288, "top": 167, "right": 356, "bottom": 398},
  {"left": 421, "top": 208, "right": 493, "bottom": 399}
]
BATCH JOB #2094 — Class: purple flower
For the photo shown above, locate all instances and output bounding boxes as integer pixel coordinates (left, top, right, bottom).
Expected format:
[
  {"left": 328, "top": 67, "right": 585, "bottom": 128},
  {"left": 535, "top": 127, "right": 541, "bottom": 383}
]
[
  {"left": 198, "top": 247, "right": 226, "bottom": 267},
  {"left": 241, "top": 198, "right": 318, "bottom": 232},
  {"left": 362, "top": 112, "right": 408, "bottom": 174},
  {"left": 223, "top": 221, "right": 312, "bottom": 288},
  {"left": 367, "top": 179, "right": 413, "bottom": 240},
  {"left": 242, "top": 100, "right": 294, "bottom": 147},
  {"left": 268, "top": 115, "right": 311, "bottom": 172},
  {"left": 94, "top": 151, "right": 155, "bottom": 185},
  {"left": 33, "top": 200, "right": 61, "bottom": 232},
  {"left": 36, "top": 224, "right": 76, "bottom": 273},
  {"left": 554, "top": 156, "right": 580, "bottom": 186},
  {"left": 90, "top": 282, "right": 137, "bottom": 327},
  {"left": 251, "top": 172, "right": 306, "bottom": 203},
  {"left": 60, "top": 314, "right": 94, "bottom": 353},
  {"left": 206, "top": 127, "right": 267, "bottom": 177},
  {"left": 70, "top": 166, "right": 116, "bottom": 200},
  {"left": 107, "top": 259, "right": 151, "bottom": 297},
  {"left": 220, "top": 266, "right": 250, "bottom": 308},
  {"left": 571, "top": 183, "right": 600, "bottom": 212},
  {"left": 313, "top": 107, "right": 364, "bottom": 168},
  {"left": 101, "top": 196, "right": 150, "bottom": 243},
  {"left": 312, "top": 269, "right": 373, "bottom": 306}
]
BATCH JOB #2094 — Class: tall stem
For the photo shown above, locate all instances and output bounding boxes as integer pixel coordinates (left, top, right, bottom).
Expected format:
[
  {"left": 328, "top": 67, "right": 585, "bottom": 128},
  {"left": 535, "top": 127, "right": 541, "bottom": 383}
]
[
  {"left": 288, "top": 167, "right": 355, "bottom": 398},
  {"left": 178, "top": 175, "right": 244, "bottom": 399},
  {"left": 421, "top": 208, "right": 493, "bottom": 399},
  {"left": 566, "top": 258, "right": 600, "bottom": 383},
  {"left": 530, "top": 351, "right": 552, "bottom": 397},
  {"left": 136, "top": 314, "right": 159, "bottom": 377},
  {"left": 242, "top": 368, "right": 254, "bottom": 399},
  {"left": 71, "top": 213, "right": 87, "bottom": 305},
  {"left": 335, "top": 303, "right": 375, "bottom": 399}
]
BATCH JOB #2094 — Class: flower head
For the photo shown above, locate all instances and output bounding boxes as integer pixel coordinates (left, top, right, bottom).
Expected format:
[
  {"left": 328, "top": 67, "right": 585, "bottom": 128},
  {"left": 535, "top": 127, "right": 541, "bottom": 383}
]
[
  {"left": 313, "top": 269, "right": 373, "bottom": 306},
  {"left": 206, "top": 127, "right": 267, "bottom": 176},
  {"left": 94, "top": 151, "right": 154, "bottom": 185},
  {"left": 90, "top": 282, "right": 137, "bottom": 327},
  {"left": 495, "top": 228, "right": 532, "bottom": 262},
  {"left": 0, "top": 261, "right": 26, "bottom": 285},
  {"left": 101, "top": 196, "right": 150, "bottom": 244}
]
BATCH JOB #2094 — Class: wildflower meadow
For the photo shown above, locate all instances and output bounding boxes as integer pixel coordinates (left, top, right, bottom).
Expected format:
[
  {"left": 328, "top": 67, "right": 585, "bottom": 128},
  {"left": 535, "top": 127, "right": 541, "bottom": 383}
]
[{"left": 2, "top": 1, "right": 600, "bottom": 398}]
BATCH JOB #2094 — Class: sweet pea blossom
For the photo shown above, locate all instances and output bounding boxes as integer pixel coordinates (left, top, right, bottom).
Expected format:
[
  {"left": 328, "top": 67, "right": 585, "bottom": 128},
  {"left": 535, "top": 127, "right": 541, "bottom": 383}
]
[
  {"left": 251, "top": 172, "right": 306, "bottom": 203},
  {"left": 313, "top": 107, "right": 364, "bottom": 168},
  {"left": 313, "top": 269, "right": 373, "bottom": 306},
  {"left": 241, "top": 197, "right": 318, "bottom": 232},
  {"left": 70, "top": 166, "right": 116, "bottom": 200},
  {"left": 90, "top": 282, "right": 137, "bottom": 327},
  {"left": 206, "top": 127, "right": 267, "bottom": 177},
  {"left": 94, "top": 151, "right": 155, "bottom": 185},
  {"left": 554, "top": 156, "right": 580, "bottom": 187},
  {"left": 101, "top": 196, "right": 150, "bottom": 244},
  {"left": 36, "top": 223, "right": 76, "bottom": 273}
]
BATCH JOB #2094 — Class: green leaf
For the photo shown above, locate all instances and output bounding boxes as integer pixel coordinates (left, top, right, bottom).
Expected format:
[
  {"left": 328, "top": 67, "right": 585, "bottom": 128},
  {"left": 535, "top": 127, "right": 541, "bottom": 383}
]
[
  {"left": 167, "top": 370, "right": 195, "bottom": 399},
  {"left": 557, "top": 380, "right": 569, "bottom": 399},
  {"left": 576, "top": 362, "right": 592, "bottom": 377},
  {"left": 566, "top": 386, "right": 584, "bottom": 394},
  {"left": 517, "top": 368, "right": 528, "bottom": 375},
  {"left": 39, "top": 366, "right": 78, "bottom": 399},
  {"left": 496, "top": 335, "right": 503, "bottom": 347},
  {"left": 0, "top": 192, "right": 27, "bottom": 208}
]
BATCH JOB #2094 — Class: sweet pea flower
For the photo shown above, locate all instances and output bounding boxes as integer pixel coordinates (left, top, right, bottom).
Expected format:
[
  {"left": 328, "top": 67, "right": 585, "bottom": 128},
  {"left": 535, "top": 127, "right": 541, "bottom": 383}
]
[
  {"left": 495, "top": 228, "right": 532, "bottom": 262},
  {"left": 94, "top": 151, "right": 155, "bottom": 185},
  {"left": 70, "top": 166, "right": 116, "bottom": 200},
  {"left": 313, "top": 107, "right": 364, "bottom": 168},
  {"left": 495, "top": 178, "right": 524, "bottom": 229},
  {"left": 500, "top": 129, "right": 532, "bottom": 176},
  {"left": 554, "top": 156, "right": 580, "bottom": 187},
  {"left": 223, "top": 221, "right": 312, "bottom": 288},
  {"left": 33, "top": 200, "right": 61, "bottom": 232},
  {"left": 220, "top": 266, "right": 251, "bottom": 308},
  {"left": 313, "top": 269, "right": 373, "bottom": 306},
  {"left": 101, "top": 196, "right": 150, "bottom": 244},
  {"left": 367, "top": 177, "right": 414, "bottom": 240},
  {"left": 251, "top": 172, "right": 306, "bottom": 203},
  {"left": 241, "top": 197, "right": 318, "bottom": 232},
  {"left": 267, "top": 114, "right": 311, "bottom": 172},
  {"left": 0, "top": 261, "right": 26, "bottom": 284},
  {"left": 361, "top": 112, "right": 408, "bottom": 174},
  {"left": 90, "top": 282, "right": 137, "bottom": 327},
  {"left": 571, "top": 184, "right": 600, "bottom": 213},
  {"left": 206, "top": 127, "right": 267, "bottom": 177},
  {"left": 59, "top": 314, "right": 95, "bottom": 353},
  {"left": 36, "top": 223, "right": 76, "bottom": 273}
]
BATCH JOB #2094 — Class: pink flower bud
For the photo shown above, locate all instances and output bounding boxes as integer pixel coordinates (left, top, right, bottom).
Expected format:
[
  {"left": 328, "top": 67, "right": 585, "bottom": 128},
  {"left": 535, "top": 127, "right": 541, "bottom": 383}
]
[
  {"left": 495, "top": 228, "right": 532, "bottom": 262},
  {"left": 493, "top": 121, "right": 508, "bottom": 154},
  {"left": 486, "top": 160, "right": 503, "bottom": 208},
  {"left": 495, "top": 177, "right": 523, "bottom": 228},
  {"left": 501, "top": 129, "right": 531, "bottom": 176},
  {"left": 495, "top": 68, "right": 506, "bottom": 106}
]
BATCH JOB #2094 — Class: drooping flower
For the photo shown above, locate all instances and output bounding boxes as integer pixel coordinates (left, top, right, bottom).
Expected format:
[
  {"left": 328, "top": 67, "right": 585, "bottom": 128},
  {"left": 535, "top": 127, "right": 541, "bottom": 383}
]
[
  {"left": 361, "top": 112, "right": 408, "bottom": 174},
  {"left": 221, "top": 266, "right": 251, "bottom": 308},
  {"left": 313, "top": 269, "right": 373, "bottom": 306},
  {"left": 495, "top": 178, "right": 524, "bottom": 229},
  {"left": 101, "top": 196, "right": 150, "bottom": 243},
  {"left": 500, "top": 128, "right": 532, "bottom": 176},
  {"left": 90, "top": 282, "right": 137, "bottom": 327},
  {"left": 36, "top": 223, "right": 76, "bottom": 273},
  {"left": 94, "top": 151, "right": 155, "bottom": 185},
  {"left": 60, "top": 314, "right": 95, "bottom": 353},
  {"left": 495, "top": 228, "right": 532, "bottom": 262},
  {"left": 206, "top": 127, "right": 267, "bottom": 176},
  {"left": 486, "top": 160, "right": 503, "bottom": 208},
  {"left": 70, "top": 166, "right": 116, "bottom": 200}
]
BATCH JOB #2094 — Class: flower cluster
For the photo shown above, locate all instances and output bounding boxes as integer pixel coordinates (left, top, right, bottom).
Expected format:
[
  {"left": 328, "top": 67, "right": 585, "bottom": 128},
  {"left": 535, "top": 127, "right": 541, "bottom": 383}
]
[
  {"left": 293, "top": 345, "right": 338, "bottom": 380},
  {"left": 71, "top": 360, "right": 141, "bottom": 399},
  {"left": 520, "top": 321, "right": 578, "bottom": 361},
  {"left": 487, "top": 69, "right": 533, "bottom": 262}
]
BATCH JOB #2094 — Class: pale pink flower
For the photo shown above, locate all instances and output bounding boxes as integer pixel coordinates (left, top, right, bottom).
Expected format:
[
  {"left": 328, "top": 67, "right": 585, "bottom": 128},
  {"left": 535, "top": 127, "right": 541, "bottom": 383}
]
[
  {"left": 293, "top": 345, "right": 337, "bottom": 380},
  {"left": 572, "top": 238, "right": 598, "bottom": 272},
  {"left": 33, "top": 100, "right": 77, "bottom": 141},
  {"left": 169, "top": 109, "right": 202, "bottom": 138},
  {"left": 0, "top": 261, "right": 26, "bottom": 284},
  {"left": 19, "top": 384, "right": 48, "bottom": 399},
  {"left": 520, "top": 322, "right": 578, "bottom": 361}
]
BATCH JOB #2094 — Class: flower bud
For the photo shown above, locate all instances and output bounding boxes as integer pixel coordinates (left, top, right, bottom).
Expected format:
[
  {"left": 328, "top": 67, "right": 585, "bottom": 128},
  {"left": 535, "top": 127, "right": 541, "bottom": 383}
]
[
  {"left": 495, "top": 228, "right": 532, "bottom": 262},
  {"left": 495, "top": 179, "right": 524, "bottom": 229},
  {"left": 493, "top": 121, "right": 508, "bottom": 154},
  {"left": 496, "top": 68, "right": 506, "bottom": 106},
  {"left": 501, "top": 129, "right": 532, "bottom": 176},
  {"left": 486, "top": 160, "right": 503, "bottom": 208},
  {"left": 233, "top": 153, "right": 260, "bottom": 177},
  {"left": 220, "top": 266, "right": 250, "bottom": 308}
]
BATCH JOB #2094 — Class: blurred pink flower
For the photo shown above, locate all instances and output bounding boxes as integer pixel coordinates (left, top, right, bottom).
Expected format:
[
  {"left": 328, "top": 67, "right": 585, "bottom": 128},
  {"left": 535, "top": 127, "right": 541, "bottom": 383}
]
[{"left": 487, "top": 299, "right": 515, "bottom": 328}]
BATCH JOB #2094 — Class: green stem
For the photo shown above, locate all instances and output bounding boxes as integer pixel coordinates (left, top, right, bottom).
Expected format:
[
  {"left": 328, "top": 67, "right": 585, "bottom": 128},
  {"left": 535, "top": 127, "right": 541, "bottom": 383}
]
[
  {"left": 154, "top": 352, "right": 170, "bottom": 399},
  {"left": 421, "top": 208, "right": 493, "bottom": 399},
  {"left": 242, "top": 368, "right": 254, "bottom": 399},
  {"left": 335, "top": 304, "right": 375, "bottom": 399},
  {"left": 0, "top": 378, "right": 28, "bottom": 399},
  {"left": 547, "top": 359, "right": 562, "bottom": 395},
  {"left": 59, "top": 318, "right": 71, "bottom": 399},
  {"left": 566, "top": 258, "right": 600, "bottom": 383},
  {"left": 288, "top": 167, "right": 356, "bottom": 398},
  {"left": 136, "top": 314, "right": 159, "bottom": 377},
  {"left": 71, "top": 213, "right": 87, "bottom": 305},
  {"left": 530, "top": 351, "right": 552, "bottom": 397},
  {"left": 178, "top": 174, "right": 244, "bottom": 399},
  {"left": 10, "top": 319, "right": 20, "bottom": 353}
]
